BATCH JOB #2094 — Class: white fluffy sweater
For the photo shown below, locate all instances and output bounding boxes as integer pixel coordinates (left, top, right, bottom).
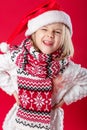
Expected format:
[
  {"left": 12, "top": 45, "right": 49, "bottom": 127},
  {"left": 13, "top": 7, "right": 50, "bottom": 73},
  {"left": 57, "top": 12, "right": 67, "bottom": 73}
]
[{"left": 0, "top": 52, "right": 87, "bottom": 130}]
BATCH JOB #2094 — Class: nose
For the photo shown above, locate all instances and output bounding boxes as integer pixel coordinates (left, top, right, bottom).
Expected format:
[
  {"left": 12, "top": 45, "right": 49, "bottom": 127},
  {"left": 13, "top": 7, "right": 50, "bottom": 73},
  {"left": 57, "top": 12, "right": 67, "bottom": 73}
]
[{"left": 47, "top": 31, "right": 54, "bottom": 38}]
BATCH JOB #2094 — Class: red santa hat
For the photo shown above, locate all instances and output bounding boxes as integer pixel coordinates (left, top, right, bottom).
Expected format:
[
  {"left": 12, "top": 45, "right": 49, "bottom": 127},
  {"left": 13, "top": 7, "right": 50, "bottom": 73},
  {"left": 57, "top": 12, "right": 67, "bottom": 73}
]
[
  {"left": 0, "top": 0, "right": 72, "bottom": 52},
  {"left": 7, "top": 0, "right": 72, "bottom": 43},
  {"left": 25, "top": 10, "right": 72, "bottom": 36}
]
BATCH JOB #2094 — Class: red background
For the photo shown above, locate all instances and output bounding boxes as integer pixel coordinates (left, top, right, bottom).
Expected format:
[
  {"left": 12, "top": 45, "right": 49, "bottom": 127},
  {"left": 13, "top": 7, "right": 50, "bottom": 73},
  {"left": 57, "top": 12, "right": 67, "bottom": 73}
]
[{"left": 0, "top": 0, "right": 87, "bottom": 130}]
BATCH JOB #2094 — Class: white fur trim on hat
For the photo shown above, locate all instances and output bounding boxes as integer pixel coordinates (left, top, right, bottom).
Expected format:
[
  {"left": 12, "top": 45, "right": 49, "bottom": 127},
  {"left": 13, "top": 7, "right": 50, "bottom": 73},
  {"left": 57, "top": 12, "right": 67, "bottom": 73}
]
[{"left": 25, "top": 10, "right": 72, "bottom": 36}]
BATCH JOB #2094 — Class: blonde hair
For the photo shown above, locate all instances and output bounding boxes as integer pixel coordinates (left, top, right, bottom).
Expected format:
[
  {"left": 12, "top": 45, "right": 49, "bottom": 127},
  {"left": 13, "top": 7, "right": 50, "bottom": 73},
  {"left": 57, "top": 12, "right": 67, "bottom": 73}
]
[
  {"left": 31, "top": 24, "right": 74, "bottom": 59},
  {"left": 59, "top": 24, "right": 74, "bottom": 59}
]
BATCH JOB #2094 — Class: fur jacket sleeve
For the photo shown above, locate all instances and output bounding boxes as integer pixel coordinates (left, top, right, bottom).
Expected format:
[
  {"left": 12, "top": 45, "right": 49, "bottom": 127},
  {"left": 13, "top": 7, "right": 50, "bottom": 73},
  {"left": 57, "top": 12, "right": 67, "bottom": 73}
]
[
  {"left": 52, "top": 61, "right": 87, "bottom": 105},
  {"left": 0, "top": 52, "right": 87, "bottom": 130},
  {"left": 0, "top": 52, "right": 18, "bottom": 95},
  {"left": 0, "top": 51, "right": 87, "bottom": 103}
]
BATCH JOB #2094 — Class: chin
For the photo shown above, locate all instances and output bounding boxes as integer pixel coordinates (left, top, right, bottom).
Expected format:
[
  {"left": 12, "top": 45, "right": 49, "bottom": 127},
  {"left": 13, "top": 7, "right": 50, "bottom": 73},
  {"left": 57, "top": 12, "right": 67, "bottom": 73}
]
[
  {"left": 42, "top": 51, "right": 53, "bottom": 55},
  {"left": 41, "top": 48, "right": 54, "bottom": 54}
]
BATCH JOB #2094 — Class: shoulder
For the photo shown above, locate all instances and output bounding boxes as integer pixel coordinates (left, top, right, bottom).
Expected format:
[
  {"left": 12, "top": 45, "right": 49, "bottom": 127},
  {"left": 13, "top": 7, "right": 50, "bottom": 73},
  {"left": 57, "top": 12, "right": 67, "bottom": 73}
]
[{"left": 62, "top": 60, "right": 87, "bottom": 80}]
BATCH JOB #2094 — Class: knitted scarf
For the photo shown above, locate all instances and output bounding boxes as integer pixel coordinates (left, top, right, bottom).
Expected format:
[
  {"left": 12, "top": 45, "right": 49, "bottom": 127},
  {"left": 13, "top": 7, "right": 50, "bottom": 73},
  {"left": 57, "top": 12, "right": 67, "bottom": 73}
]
[{"left": 11, "top": 38, "right": 69, "bottom": 130}]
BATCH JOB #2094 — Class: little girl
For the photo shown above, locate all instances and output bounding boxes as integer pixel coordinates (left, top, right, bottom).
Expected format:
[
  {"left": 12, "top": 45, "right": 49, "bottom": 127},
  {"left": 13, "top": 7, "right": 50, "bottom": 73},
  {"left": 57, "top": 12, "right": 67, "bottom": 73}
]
[{"left": 0, "top": 0, "right": 87, "bottom": 130}]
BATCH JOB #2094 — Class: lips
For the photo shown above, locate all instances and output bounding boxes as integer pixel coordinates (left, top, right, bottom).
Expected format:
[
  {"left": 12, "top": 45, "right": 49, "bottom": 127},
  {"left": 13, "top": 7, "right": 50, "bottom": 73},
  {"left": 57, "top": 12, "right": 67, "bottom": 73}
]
[{"left": 43, "top": 40, "right": 53, "bottom": 46}]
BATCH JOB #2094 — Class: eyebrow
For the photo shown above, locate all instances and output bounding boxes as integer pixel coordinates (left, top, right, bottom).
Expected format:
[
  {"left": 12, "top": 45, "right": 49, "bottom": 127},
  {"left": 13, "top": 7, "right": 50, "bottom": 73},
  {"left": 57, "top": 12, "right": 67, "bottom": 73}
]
[
  {"left": 55, "top": 29, "right": 62, "bottom": 31},
  {"left": 41, "top": 26, "right": 63, "bottom": 31},
  {"left": 41, "top": 26, "right": 47, "bottom": 28}
]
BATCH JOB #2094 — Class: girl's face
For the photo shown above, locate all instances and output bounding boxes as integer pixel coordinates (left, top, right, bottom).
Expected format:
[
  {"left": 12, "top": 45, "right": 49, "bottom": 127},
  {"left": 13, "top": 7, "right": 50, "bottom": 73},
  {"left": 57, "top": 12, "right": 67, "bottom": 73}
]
[{"left": 31, "top": 23, "right": 64, "bottom": 54}]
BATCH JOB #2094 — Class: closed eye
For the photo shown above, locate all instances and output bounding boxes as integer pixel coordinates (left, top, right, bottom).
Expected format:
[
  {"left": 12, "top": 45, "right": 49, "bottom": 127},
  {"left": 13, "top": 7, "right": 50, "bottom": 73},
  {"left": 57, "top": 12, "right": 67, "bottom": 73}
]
[
  {"left": 41, "top": 28, "right": 47, "bottom": 31},
  {"left": 54, "top": 30, "right": 62, "bottom": 34},
  {"left": 40, "top": 26, "right": 48, "bottom": 31},
  {"left": 55, "top": 31, "right": 61, "bottom": 34}
]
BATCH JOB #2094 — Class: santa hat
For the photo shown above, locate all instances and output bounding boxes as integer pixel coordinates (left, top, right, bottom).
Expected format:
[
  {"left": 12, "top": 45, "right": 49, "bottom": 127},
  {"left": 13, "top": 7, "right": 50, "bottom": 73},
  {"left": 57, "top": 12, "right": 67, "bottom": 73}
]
[
  {"left": 0, "top": 0, "right": 72, "bottom": 52},
  {"left": 25, "top": 10, "right": 72, "bottom": 36}
]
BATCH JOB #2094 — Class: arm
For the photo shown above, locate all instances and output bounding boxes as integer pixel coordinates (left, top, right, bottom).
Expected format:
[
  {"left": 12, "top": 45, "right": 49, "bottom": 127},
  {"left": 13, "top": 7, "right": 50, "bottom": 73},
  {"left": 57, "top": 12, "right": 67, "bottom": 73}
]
[
  {"left": 63, "top": 61, "right": 87, "bottom": 105},
  {"left": 0, "top": 52, "right": 18, "bottom": 95}
]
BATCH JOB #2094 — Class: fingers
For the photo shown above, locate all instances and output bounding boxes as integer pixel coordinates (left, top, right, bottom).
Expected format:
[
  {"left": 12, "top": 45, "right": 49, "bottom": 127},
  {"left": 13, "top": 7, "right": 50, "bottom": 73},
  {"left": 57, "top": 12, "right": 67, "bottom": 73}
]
[
  {"left": 16, "top": 98, "right": 21, "bottom": 106},
  {"left": 13, "top": 91, "right": 20, "bottom": 106},
  {"left": 52, "top": 99, "right": 64, "bottom": 110}
]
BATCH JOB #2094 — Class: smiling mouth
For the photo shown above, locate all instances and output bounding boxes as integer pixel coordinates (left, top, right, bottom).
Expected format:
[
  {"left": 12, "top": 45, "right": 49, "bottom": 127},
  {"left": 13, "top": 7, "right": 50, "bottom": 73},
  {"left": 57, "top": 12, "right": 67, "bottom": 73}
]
[{"left": 43, "top": 40, "right": 53, "bottom": 46}]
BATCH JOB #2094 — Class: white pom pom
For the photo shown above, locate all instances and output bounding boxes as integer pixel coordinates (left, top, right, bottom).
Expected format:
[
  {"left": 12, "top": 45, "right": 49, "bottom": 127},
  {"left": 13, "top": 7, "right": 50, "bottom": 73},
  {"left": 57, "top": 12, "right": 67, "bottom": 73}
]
[{"left": 0, "top": 42, "right": 9, "bottom": 53}]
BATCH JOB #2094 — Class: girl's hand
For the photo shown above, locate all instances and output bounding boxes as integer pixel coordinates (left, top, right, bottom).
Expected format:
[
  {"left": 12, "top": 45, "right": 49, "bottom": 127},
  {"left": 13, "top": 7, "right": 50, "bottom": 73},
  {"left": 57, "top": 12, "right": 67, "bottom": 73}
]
[
  {"left": 13, "top": 91, "right": 20, "bottom": 106},
  {"left": 52, "top": 99, "right": 64, "bottom": 110},
  {"left": 52, "top": 75, "right": 63, "bottom": 93}
]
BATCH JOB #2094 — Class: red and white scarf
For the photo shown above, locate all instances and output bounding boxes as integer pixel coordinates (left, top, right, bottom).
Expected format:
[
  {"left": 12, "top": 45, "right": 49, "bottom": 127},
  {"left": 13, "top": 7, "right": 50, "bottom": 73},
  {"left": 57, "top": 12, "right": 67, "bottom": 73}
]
[
  {"left": 15, "top": 38, "right": 69, "bottom": 78},
  {"left": 11, "top": 38, "right": 69, "bottom": 130}
]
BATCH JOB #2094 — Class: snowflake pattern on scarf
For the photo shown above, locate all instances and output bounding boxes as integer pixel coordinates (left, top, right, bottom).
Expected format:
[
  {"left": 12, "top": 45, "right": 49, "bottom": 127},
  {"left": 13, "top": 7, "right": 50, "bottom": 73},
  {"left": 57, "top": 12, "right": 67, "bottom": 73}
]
[{"left": 11, "top": 38, "right": 69, "bottom": 130}]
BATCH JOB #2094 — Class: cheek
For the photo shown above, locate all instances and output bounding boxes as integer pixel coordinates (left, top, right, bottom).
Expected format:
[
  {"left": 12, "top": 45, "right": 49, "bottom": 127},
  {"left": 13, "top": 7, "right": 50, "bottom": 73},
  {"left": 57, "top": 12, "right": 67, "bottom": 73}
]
[
  {"left": 32, "top": 33, "right": 40, "bottom": 44},
  {"left": 35, "top": 33, "right": 42, "bottom": 42},
  {"left": 55, "top": 36, "right": 63, "bottom": 45},
  {"left": 33, "top": 35, "right": 43, "bottom": 49}
]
